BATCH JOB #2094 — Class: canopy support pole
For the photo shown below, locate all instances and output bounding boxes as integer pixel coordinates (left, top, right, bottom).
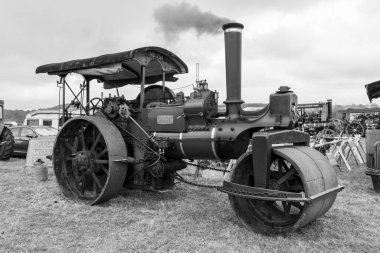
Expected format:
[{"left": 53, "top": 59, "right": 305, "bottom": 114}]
[
  {"left": 86, "top": 80, "right": 90, "bottom": 106},
  {"left": 140, "top": 66, "right": 146, "bottom": 110},
  {"left": 162, "top": 71, "right": 166, "bottom": 101},
  {"left": 62, "top": 77, "right": 66, "bottom": 122}
]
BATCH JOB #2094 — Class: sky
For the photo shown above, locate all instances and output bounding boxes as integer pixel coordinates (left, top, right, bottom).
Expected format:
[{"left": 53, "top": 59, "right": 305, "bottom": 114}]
[{"left": 1, "top": 0, "right": 380, "bottom": 110}]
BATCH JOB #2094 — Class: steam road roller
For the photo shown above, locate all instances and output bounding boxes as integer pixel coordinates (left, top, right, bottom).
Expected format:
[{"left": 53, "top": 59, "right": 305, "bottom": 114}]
[{"left": 36, "top": 23, "right": 343, "bottom": 234}]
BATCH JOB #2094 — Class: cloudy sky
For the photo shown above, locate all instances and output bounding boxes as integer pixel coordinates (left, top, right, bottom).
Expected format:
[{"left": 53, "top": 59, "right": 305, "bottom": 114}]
[{"left": 1, "top": 0, "right": 380, "bottom": 110}]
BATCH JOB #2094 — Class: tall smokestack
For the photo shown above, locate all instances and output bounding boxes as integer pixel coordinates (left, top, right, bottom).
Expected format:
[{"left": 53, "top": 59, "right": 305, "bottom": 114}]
[
  {"left": 222, "top": 23, "right": 244, "bottom": 119},
  {"left": 327, "top": 99, "right": 332, "bottom": 121}
]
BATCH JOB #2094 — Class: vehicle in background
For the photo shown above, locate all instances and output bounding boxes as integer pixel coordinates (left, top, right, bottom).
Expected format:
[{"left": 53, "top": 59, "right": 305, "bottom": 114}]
[
  {"left": 297, "top": 99, "right": 337, "bottom": 136},
  {"left": 0, "top": 100, "right": 15, "bottom": 160},
  {"left": 337, "top": 108, "right": 380, "bottom": 137},
  {"left": 364, "top": 80, "right": 380, "bottom": 193},
  {"left": 9, "top": 126, "right": 58, "bottom": 156},
  {"left": 23, "top": 109, "right": 81, "bottom": 129}
]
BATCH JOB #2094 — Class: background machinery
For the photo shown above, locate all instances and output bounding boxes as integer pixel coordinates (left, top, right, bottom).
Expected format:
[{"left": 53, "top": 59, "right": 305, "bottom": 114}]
[
  {"left": 297, "top": 99, "right": 338, "bottom": 136},
  {"left": 0, "top": 100, "right": 15, "bottom": 160},
  {"left": 337, "top": 107, "right": 380, "bottom": 137},
  {"left": 364, "top": 81, "right": 380, "bottom": 192},
  {"left": 36, "top": 23, "right": 343, "bottom": 234}
]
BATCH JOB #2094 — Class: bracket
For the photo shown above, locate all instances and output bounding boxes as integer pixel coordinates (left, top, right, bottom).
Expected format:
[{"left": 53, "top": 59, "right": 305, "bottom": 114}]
[{"left": 251, "top": 130, "right": 309, "bottom": 188}]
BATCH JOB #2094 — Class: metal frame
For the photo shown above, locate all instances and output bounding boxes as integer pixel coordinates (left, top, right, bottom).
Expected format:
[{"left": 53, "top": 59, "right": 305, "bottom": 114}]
[
  {"left": 57, "top": 76, "right": 90, "bottom": 125},
  {"left": 56, "top": 67, "right": 168, "bottom": 125},
  {"left": 219, "top": 181, "right": 344, "bottom": 203},
  {"left": 251, "top": 130, "right": 310, "bottom": 188}
]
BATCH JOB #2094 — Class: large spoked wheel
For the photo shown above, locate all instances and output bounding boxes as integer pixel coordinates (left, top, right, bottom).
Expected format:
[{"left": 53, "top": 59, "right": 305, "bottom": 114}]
[
  {"left": 229, "top": 146, "right": 338, "bottom": 234},
  {"left": 321, "top": 128, "right": 336, "bottom": 139},
  {"left": 346, "top": 121, "right": 365, "bottom": 137},
  {"left": 53, "top": 116, "right": 128, "bottom": 205},
  {"left": 0, "top": 127, "right": 14, "bottom": 160}
]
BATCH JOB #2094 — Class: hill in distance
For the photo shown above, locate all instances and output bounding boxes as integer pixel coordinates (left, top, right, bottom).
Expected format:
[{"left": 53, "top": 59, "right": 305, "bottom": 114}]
[{"left": 3, "top": 104, "right": 69, "bottom": 124}]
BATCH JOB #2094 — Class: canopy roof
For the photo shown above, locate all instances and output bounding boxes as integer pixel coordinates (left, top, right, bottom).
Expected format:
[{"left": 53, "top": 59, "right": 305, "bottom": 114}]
[
  {"left": 365, "top": 80, "right": 380, "bottom": 103},
  {"left": 36, "top": 47, "right": 188, "bottom": 89}
]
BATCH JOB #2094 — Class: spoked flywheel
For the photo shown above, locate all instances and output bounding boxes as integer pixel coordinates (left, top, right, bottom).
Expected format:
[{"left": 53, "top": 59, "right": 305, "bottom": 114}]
[
  {"left": 229, "top": 146, "right": 338, "bottom": 234},
  {"left": 53, "top": 116, "right": 128, "bottom": 205},
  {"left": 346, "top": 121, "right": 365, "bottom": 137}
]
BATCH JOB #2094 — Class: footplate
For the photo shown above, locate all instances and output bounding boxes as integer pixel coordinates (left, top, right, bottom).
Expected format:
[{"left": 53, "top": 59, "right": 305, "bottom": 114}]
[{"left": 218, "top": 181, "right": 344, "bottom": 203}]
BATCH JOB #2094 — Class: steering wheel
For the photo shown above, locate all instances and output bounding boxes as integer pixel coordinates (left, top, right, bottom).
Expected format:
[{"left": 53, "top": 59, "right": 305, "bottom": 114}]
[{"left": 85, "top": 98, "right": 104, "bottom": 115}]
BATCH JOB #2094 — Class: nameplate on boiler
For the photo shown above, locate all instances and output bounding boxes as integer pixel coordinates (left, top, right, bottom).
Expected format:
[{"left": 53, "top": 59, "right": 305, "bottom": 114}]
[{"left": 157, "top": 115, "right": 174, "bottom": 124}]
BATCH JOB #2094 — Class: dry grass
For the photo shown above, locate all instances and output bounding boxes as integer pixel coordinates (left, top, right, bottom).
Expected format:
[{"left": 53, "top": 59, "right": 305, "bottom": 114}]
[{"left": 0, "top": 157, "right": 379, "bottom": 253}]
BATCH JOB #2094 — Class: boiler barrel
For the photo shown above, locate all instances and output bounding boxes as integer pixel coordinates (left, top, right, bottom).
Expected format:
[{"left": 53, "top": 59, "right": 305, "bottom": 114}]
[
  {"left": 155, "top": 130, "right": 221, "bottom": 160},
  {"left": 155, "top": 128, "right": 249, "bottom": 161},
  {"left": 154, "top": 128, "right": 220, "bottom": 160}
]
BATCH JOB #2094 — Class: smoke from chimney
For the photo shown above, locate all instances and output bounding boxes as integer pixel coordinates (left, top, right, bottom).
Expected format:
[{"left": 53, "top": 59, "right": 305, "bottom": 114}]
[{"left": 153, "top": 2, "right": 233, "bottom": 41}]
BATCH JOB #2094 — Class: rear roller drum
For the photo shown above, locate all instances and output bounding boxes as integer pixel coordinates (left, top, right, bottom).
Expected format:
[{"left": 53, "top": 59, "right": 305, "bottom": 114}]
[
  {"left": 229, "top": 146, "right": 338, "bottom": 234},
  {"left": 53, "top": 116, "right": 128, "bottom": 205}
]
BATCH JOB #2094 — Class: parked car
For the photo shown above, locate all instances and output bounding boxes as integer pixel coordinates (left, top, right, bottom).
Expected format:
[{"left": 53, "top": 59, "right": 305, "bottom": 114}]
[{"left": 9, "top": 126, "right": 58, "bottom": 156}]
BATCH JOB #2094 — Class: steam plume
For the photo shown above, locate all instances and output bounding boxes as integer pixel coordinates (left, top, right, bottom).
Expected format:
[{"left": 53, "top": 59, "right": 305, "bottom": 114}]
[{"left": 154, "top": 2, "right": 233, "bottom": 41}]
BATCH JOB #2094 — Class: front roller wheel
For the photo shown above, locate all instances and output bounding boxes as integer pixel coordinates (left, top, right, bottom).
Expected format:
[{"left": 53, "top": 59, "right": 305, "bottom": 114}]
[
  {"left": 229, "top": 146, "right": 338, "bottom": 234},
  {"left": 53, "top": 116, "right": 128, "bottom": 205}
]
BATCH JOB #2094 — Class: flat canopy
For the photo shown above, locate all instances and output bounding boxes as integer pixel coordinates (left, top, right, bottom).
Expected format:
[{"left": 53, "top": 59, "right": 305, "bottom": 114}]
[
  {"left": 365, "top": 80, "right": 380, "bottom": 103},
  {"left": 36, "top": 46, "right": 188, "bottom": 89}
]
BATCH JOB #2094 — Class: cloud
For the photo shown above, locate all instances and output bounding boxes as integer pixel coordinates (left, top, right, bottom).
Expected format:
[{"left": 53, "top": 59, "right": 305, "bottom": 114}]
[
  {"left": 1, "top": 0, "right": 380, "bottom": 110},
  {"left": 248, "top": 27, "right": 314, "bottom": 59},
  {"left": 245, "top": 0, "right": 328, "bottom": 13},
  {"left": 0, "top": 1, "right": 141, "bottom": 109},
  {"left": 153, "top": 2, "right": 233, "bottom": 41},
  {"left": 233, "top": 0, "right": 380, "bottom": 105},
  {"left": 0, "top": 2, "right": 122, "bottom": 60}
]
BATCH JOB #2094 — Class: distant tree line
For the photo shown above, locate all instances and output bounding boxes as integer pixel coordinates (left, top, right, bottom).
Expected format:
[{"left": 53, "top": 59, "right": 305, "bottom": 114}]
[
  {"left": 4, "top": 109, "right": 31, "bottom": 124},
  {"left": 3, "top": 104, "right": 65, "bottom": 124},
  {"left": 332, "top": 103, "right": 379, "bottom": 119}
]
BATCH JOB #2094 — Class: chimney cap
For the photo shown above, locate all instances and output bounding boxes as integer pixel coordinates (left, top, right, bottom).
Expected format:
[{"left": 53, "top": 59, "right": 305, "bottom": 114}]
[
  {"left": 276, "top": 86, "right": 292, "bottom": 94},
  {"left": 222, "top": 23, "right": 244, "bottom": 31}
]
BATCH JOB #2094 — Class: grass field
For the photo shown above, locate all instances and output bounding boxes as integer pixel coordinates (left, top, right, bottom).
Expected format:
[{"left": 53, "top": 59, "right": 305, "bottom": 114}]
[{"left": 0, "top": 157, "right": 379, "bottom": 252}]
